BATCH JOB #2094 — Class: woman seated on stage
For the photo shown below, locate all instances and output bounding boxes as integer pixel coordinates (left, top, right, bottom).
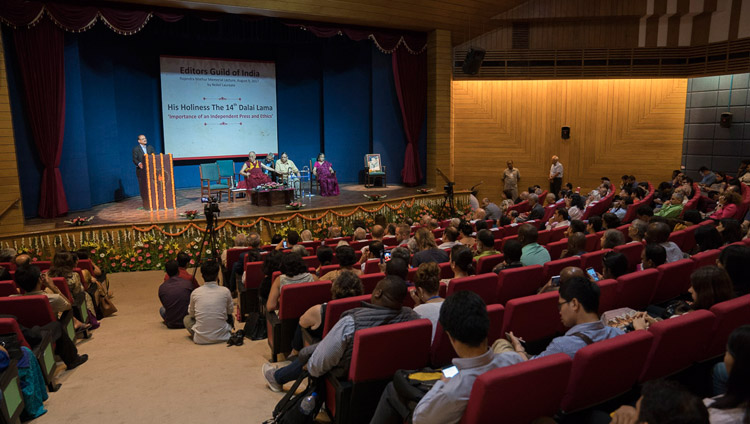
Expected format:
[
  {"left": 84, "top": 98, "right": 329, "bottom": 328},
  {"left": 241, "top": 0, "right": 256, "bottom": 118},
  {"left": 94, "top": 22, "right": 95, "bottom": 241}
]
[
  {"left": 238, "top": 151, "right": 274, "bottom": 189},
  {"left": 313, "top": 153, "right": 339, "bottom": 196}
]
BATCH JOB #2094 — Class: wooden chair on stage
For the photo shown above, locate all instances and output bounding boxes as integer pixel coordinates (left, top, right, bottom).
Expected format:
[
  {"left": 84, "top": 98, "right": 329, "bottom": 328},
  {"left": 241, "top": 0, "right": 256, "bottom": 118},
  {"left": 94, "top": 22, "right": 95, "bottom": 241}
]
[
  {"left": 364, "top": 154, "right": 386, "bottom": 188},
  {"left": 309, "top": 158, "right": 321, "bottom": 195},
  {"left": 199, "top": 163, "right": 231, "bottom": 203}
]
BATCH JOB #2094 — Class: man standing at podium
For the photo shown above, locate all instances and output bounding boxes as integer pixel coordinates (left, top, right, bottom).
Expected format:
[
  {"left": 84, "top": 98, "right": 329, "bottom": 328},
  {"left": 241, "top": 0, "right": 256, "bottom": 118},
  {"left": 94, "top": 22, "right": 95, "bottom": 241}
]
[{"left": 132, "top": 134, "right": 155, "bottom": 209}]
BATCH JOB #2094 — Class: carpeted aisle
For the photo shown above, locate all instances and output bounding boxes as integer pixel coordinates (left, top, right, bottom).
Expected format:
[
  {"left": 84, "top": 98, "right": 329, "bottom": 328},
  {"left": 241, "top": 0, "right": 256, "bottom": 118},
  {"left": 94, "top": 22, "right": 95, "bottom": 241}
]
[{"left": 32, "top": 270, "right": 285, "bottom": 423}]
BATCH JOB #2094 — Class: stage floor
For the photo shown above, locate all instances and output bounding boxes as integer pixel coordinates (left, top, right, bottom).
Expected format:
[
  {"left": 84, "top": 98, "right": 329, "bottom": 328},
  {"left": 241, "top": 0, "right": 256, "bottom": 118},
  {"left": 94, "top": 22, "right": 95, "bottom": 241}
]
[{"left": 25, "top": 183, "right": 427, "bottom": 230}]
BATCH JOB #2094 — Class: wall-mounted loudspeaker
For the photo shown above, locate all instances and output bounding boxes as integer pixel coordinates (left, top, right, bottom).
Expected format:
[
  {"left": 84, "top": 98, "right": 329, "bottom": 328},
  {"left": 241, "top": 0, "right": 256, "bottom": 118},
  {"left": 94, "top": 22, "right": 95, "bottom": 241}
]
[
  {"left": 561, "top": 126, "right": 570, "bottom": 139},
  {"left": 462, "top": 48, "right": 486, "bottom": 75},
  {"left": 720, "top": 112, "right": 733, "bottom": 128}
]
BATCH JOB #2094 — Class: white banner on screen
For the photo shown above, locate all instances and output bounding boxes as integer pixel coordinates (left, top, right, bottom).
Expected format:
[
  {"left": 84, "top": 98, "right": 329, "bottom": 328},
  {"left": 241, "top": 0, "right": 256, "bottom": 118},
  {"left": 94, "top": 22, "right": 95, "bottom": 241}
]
[{"left": 159, "top": 56, "right": 278, "bottom": 159}]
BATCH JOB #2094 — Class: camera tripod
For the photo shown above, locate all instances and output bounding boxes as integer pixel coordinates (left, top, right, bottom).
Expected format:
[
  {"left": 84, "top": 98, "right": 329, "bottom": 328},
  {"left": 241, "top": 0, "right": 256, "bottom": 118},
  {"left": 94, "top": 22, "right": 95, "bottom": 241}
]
[{"left": 191, "top": 200, "right": 225, "bottom": 283}]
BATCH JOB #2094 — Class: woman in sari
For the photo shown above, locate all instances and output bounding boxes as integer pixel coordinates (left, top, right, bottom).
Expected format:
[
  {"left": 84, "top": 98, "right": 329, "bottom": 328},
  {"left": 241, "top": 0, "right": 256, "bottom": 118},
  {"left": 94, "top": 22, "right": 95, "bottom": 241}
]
[
  {"left": 237, "top": 151, "right": 274, "bottom": 189},
  {"left": 313, "top": 153, "right": 339, "bottom": 196}
]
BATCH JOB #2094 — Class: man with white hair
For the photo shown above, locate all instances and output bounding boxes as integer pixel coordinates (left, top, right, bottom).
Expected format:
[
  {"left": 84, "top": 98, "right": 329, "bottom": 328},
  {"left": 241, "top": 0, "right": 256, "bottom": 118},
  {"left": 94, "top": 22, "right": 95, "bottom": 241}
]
[
  {"left": 549, "top": 155, "right": 563, "bottom": 198},
  {"left": 515, "top": 193, "right": 544, "bottom": 223},
  {"left": 482, "top": 197, "right": 502, "bottom": 221}
]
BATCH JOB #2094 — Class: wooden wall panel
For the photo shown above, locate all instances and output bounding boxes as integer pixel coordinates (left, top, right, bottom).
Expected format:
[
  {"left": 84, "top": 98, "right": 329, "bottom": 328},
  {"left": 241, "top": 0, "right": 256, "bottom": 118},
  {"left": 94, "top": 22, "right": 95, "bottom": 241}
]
[
  {"left": 452, "top": 78, "right": 687, "bottom": 200},
  {"left": 0, "top": 40, "right": 24, "bottom": 234},
  {"left": 427, "top": 29, "right": 454, "bottom": 187}
]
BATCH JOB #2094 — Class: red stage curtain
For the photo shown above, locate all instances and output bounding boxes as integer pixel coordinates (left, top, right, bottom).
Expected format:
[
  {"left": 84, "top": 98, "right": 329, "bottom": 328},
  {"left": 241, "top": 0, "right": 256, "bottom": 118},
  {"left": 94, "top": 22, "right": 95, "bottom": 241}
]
[
  {"left": 392, "top": 48, "right": 427, "bottom": 186},
  {"left": 13, "top": 19, "right": 68, "bottom": 217},
  {"left": 284, "top": 21, "right": 426, "bottom": 53}
]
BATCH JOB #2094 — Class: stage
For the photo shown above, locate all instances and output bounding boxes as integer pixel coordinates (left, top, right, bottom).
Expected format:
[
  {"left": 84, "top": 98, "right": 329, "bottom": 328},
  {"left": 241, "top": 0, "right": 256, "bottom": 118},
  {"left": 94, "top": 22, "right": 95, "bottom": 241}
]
[{"left": 24, "top": 184, "right": 426, "bottom": 230}]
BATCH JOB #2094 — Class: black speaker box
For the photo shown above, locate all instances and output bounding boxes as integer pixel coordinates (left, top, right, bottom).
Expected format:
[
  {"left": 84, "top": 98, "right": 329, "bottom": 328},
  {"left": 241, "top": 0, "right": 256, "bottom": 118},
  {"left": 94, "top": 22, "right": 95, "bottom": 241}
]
[
  {"left": 462, "top": 48, "right": 486, "bottom": 75},
  {"left": 720, "top": 112, "right": 733, "bottom": 128},
  {"left": 561, "top": 126, "right": 571, "bottom": 139}
]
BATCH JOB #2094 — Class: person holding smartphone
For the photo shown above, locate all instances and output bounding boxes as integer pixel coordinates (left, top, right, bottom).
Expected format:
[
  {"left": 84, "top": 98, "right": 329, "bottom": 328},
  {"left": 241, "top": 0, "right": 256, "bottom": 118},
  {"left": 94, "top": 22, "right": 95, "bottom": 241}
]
[{"left": 370, "top": 291, "right": 524, "bottom": 424}]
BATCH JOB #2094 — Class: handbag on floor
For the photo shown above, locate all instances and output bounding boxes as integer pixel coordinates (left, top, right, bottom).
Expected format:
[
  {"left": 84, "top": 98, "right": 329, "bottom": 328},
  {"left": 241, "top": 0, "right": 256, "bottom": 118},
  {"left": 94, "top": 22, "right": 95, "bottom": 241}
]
[
  {"left": 92, "top": 280, "right": 117, "bottom": 317},
  {"left": 243, "top": 311, "right": 267, "bottom": 340},
  {"left": 264, "top": 371, "right": 322, "bottom": 424}
]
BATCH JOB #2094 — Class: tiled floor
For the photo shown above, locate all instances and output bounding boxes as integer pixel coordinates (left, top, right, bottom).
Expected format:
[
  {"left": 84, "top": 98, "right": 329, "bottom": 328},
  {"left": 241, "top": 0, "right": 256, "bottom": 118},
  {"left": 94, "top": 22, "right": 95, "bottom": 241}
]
[{"left": 25, "top": 183, "right": 430, "bottom": 228}]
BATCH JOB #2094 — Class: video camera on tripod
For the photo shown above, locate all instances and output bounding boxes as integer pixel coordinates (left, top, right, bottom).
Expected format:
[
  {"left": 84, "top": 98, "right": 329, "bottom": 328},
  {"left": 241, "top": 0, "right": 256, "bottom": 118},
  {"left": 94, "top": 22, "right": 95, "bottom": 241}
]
[{"left": 200, "top": 195, "right": 221, "bottom": 228}]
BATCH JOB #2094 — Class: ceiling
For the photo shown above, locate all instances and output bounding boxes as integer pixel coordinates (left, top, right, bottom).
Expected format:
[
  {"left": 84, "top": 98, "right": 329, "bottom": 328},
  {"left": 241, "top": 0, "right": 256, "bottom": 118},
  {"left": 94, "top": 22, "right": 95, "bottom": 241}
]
[{"left": 114, "top": 0, "right": 531, "bottom": 45}]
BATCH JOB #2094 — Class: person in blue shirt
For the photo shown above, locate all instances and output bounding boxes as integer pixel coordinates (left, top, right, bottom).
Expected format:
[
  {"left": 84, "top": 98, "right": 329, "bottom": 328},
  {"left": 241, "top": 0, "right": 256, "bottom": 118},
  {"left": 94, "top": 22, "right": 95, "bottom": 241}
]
[{"left": 506, "top": 276, "right": 624, "bottom": 360}]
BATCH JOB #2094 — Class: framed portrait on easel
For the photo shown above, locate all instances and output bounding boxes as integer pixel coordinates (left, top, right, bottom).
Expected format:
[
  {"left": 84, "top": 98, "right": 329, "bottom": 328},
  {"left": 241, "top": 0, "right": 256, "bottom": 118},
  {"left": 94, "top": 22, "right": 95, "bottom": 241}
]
[{"left": 365, "top": 154, "right": 381, "bottom": 173}]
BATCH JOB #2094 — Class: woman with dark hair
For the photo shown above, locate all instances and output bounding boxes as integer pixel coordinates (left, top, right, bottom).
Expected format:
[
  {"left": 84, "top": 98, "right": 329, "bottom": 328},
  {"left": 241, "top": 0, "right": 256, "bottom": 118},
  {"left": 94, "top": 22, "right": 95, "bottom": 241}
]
[
  {"left": 705, "top": 325, "right": 750, "bottom": 423},
  {"left": 694, "top": 225, "right": 724, "bottom": 252},
  {"left": 321, "top": 245, "right": 362, "bottom": 281},
  {"left": 683, "top": 209, "right": 704, "bottom": 226},
  {"left": 457, "top": 221, "right": 476, "bottom": 250},
  {"left": 565, "top": 193, "right": 585, "bottom": 221},
  {"left": 709, "top": 192, "right": 741, "bottom": 220},
  {"left": 719, "top": 245, "right": 750, "bottom": 296},
  {"left": 587, "top": 216, "right": 603, "bottom": 234},
  {"left": 718, "top": 218, "right": 743, "bottom": 245},
  {"left": 313, "top": 152, "right": 339, "bottom": 197},
  {"left": 601, "top": 251, "right": 628, "bottom": 280},
  {"left": 442, "top": 245, "right": 475, "bottom": 285},
  {"left": 410, "top": 262, "right": 443, "bottom": 341},
  {"left": 265, "top": 253, "right": 316, "bottom": 312},
  {"left": 602, "top": 212, "right": 622, "bottom": 230},
  {"left": 688, "top": 266, "right": 735, "bottom": 311},
  {"left": 258, "top": 250, "right": 284, "bottom": 302},
  {"left": 315, "top": 245, "right": 334, "bottom": 276}
]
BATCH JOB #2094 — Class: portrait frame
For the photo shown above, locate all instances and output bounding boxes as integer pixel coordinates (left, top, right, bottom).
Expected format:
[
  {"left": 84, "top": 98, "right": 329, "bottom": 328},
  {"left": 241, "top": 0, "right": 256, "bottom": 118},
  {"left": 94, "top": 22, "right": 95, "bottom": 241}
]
[{"left": 365, "top": 154, "right": 381, "bottom": 173}]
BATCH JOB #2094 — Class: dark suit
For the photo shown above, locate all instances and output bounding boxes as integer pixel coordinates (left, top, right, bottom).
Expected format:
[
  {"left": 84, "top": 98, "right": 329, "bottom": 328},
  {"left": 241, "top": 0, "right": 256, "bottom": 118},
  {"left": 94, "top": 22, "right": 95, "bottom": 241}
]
[
  {"left": 133, "top": 144, "right": 155, "bottom": 208},
  {"left": 528, "top": 203, "right": 545, "bottom": 221}
]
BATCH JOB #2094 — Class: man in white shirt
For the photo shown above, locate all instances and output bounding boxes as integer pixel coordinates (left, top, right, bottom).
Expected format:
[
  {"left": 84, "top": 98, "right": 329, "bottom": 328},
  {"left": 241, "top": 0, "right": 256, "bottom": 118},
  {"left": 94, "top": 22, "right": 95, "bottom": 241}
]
[
  {"left": 184, "top": 260, "right": 234, "bottom": 344},
  {"left": 549, "top": 155, "right": 564, "bottom": 199},
  {"left": 274, "top": 152, "right": 299, "bottom": 180}
]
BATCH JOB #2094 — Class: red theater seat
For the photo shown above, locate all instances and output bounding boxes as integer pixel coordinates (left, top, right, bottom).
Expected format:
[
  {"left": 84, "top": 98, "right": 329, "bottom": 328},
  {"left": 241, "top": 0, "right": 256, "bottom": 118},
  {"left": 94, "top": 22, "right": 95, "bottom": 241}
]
[
  {"left": 548, "top": 226, "right": 568, "bottom": 244},
  {"left": 543, "top": 256, "right": 582, "bottom": 281},
  {"left": 501, "top": 292, "right": 563, "bottom": 344},
  {"left": 446, "top": 273, "right": 497, "bottom": 305},
  {"left": 461, "top": 353, "right": 573, "bottom": 424},
  {"left": 495, "top": 265, "right": 545, "bottom": 305},
  {"left": 585, "top": 233, "right": 602, "bottom": 252},
  {"left": 431, "top": 304, "right": 504, "bottom": 367},
  {"left": 363, "top": 258, "right": 380, "bottom": 275},
  {"left": 596, "top": 279, "right": 620, "bottom": 315},
  {"left": 691, "top": 249, "right": 720, "bottom": 269},
  {"left": 652, "top": 259, "right": 694, "bottom": 304},
  {"left": 322, "top": 294, "right": 371, "bottom": 337},
  {"left": 359, "top": 273, "right": 384, "bottom": 294},
  {"left": 0, "top": 281, "right": 17, "bottom": 297},
  {"left": 581, "top": 249, "right": 611, "bottom": 274},
  {"left": 616, "top": 269, "right": 660, "bottom": 310},
  {"left": 613, "top": 242, "right": 644, "bottom": 273},
  {"left": 639, "top": 310, "right": 715, "bottom": 382},
  {"left": 545, "top": 240, "right": 567, "bottom": 261},
  {"left": 703, "top": 294, "right": 750, "bottom": 360},
  {"left": 560, "top": 330, "right": 653, "bottom": 413},
  {"left": 476, "top": 254, "right": 504, "bottom": 274},
  {"left": 266, "top": 281, "right": 332, "bottom": 362}
]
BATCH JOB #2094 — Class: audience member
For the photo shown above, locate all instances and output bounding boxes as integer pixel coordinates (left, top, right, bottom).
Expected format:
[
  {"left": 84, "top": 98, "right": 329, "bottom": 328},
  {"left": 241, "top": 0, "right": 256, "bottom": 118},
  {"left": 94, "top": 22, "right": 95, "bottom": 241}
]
[
  {"left": 315, "top": 245, "right": 334, "bottom": 275},
  {"left": 601, "top": 251, "right": 628, "bottom": 279},
  {"left": 370, "top": 225, "right": 385, "bottom": 241},
  {"left": 526, "top": 193, "right": 545, "bottom": 221},
  {"left": 321, "top": 245, "right": 362, "bottom": 281},
  {"left": 704, "top": 325, "right": 750, "bottom": 423},
  {"left": 587, "top": 216, "right": 603, "bottom": 234},
  {"left": 601, "top": 229, "right": 626, "bottom": 249},
  {"left": 437, "top": 227, "right": 461, "bottom": 250},
  {"left": 565, "top": 219, "right": 587, "bottom": 238},
  {"left": 609, "top": 380, "right": 709, "bottom": 424},
  {"left": 628, "top": 219, "right": 648, "bottom": 244},
  {"left": 506, "top": 276, "right": 623, "bottom": 359},
  {"left": 472, "top": 229, "right": 499, "bottom": 260},
  {"left": 518, "top": 224, "right": 551, "bottom": 266},
  {"left": 561, "top": 232, "right": 587, "bottom": 258},
  {"left": 445, "top": 246, "right": 475, "bottom": 285},
  {"left": 718, "top": 244, "right": 750, "bottom": 296},
  {"left": 481, "top": 197, "right": 502, "bottom": 221},
  {"left": 395, "top": 224, "right": 411, "bottom": 248},
  {"left": 717, "top": 218, "right": 742, "bottom": 245},
  {"left": 266, "top": 253, "right": 316, "bottom": 312},
  {"left": 683, "top": 209, "right": 703, "bottom": 226},
  {"left": 500, "top": 189, "right": 516, "bottom": 213},
  {"left": 371, "top": 291, "right": 523, "bottom": 424},
  {"left": 602, "top": 212, "right": 622, "bottom": 230},
  {"left": 359, "top": 240, "right": 385, "bottom": 272},
  {"left": 645, "top": 222, "right": 683, "bottom": 263},
  {"left": 158, "top": 260, "right": 194, "bottom": 329},
  {"left": 262, "top": 271, "right": 364, "bottom": 391},
  {"left": 352, "top": 227, "right": 367, "bottom": 242},
  {"left": 258, "top": 251, "right": 283, "bottom": 302},
  {"left": 654, "top": 192, "right": 685, "bottom": 218},
  {"left": 164, "top": 251, "right": 199, "bottom": 289},
  {"left": 565, "top": 193, "right": 584, "bottom": 221},
  {"left": 709, "top": 192, "right": 740, "bottom": 220},
  {"left": 385, "top": 257, "right": 409, "bottom": 281},
  {"left": 694, "top": 225, "right": 723, "bottom": 252},
  {"left": 409, "top": 262, "right": 443, "bottom": 341},
  {"left": 48, "top": 251, "right": 91, "bottom": 328},
  {"left": 608, "top": 196, "right": 629, "bottom": 220},
  {"left": 641, "top": 244, "right": 667, "bottom": 270},
  {"left": 12, "top": 265, "right": 88, "bottom": 370},
  {"left": 457, "top": 222, "right": 476, "bottom": 250},
  {"left": 545, "top": 207, "right": 570, "bottom": 231},
  {"left": 300, "top": 229, "right": 313, "bottom": 242},
  {"left": 412, "top": 228, "right": 449, "bottom": 266},
  {"left": 542, "top": 192, "right": 557, "bottom": 208},
  {"left": 184, "top": 260, "right": 234, "bottom": 345},
  {"left": 492, "top": 239, "right": 523, "bottom": 273},
  {"left": 636, "top": 205, "right": 654, "bottom": 222}
]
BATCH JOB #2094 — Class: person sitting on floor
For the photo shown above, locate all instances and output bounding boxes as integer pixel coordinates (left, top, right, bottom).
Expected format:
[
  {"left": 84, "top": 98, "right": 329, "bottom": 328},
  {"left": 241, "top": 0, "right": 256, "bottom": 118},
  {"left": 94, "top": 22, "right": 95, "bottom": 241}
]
[
  {"left": 184, "top": 260, "right": 234, "bottom": 345},
  {"left": 492, "top": 239, "right": 524, "bottom": 273},
  {"left": 370, "top": 291, "right": 524, "bottom": 424},
  {"left": 412, "top": 228, "right": 449, "bottom": 267},
  {"left": 518, "top": 223, "right": 551, "bottom": 266},
  {"left": 164, "top": 251, "right": 199, "bottom": 289},
  {"left": 506, "top": 276, "right": 624, "bottom": 359},
  {"left": 472, "top": 229, "right": 499, "bottom": 260},
  {"left": 158, "top": 260, "right": 194, "bottom": 329}
]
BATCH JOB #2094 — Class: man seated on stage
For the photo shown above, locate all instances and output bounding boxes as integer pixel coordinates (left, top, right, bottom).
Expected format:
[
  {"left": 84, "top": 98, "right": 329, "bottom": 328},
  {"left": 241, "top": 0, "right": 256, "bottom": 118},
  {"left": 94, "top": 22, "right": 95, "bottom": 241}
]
[
  {"left": 164, "top": 251, "right": 199, "bottom": 289},
  {"left": 370, "top": 291, "right": 523, "bottom": 424},
  {"left": 12, "top": 265, "right": 89, "bottom": 370},
  {"left": 184, "top": 260, "right": 234, "bottom": 345},
  {"left": 274, "top": 152, "right": 300, "bottom": 182},
  {"left": 505, "top": 276, "right": 623, "bottom": 360},
  {"left": 159, "top": 260, "right": 194, "bottom": 329},
  {"left": 262, "top": 153, "right": 276, "bottom": 180}
]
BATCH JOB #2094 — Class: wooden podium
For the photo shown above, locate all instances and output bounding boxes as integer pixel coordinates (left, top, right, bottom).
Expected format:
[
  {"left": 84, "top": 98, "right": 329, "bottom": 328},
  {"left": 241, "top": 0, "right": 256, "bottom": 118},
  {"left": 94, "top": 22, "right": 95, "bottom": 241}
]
[{"left": 143, "top": 153, "right": 176, "bottom": 211}]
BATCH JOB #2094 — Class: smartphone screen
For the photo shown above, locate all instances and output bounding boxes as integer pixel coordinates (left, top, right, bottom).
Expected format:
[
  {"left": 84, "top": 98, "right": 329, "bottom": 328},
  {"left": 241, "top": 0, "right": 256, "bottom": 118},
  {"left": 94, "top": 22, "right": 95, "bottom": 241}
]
[
  {"left": 282, "top": 241, "right": 288, "bottom": 249},
  {"left": 384, "top": 252, "right": 391, "bottom": 261},
  {"left": 442, "top": 365, "right": 459, "bottom": 379},
  {"left": 586, "top": 267, "right": 599, "bottom": 281},
  {"left": 551, "top": 275, "right": 561, "bottom": 287}
]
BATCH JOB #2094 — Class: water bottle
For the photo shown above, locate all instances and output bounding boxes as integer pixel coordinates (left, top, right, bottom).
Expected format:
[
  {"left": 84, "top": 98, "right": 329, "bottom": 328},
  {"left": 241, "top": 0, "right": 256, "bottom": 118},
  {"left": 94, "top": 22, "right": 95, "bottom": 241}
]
[{"left": 299, "top": 392, "right": 317, "bottom": 415}]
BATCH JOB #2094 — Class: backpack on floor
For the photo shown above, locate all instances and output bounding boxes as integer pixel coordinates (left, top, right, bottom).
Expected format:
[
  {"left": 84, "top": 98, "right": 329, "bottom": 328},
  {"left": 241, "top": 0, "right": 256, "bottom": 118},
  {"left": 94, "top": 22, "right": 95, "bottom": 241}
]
[{"left": 263, "top": 371, "right": 322, "bottom": 424}]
